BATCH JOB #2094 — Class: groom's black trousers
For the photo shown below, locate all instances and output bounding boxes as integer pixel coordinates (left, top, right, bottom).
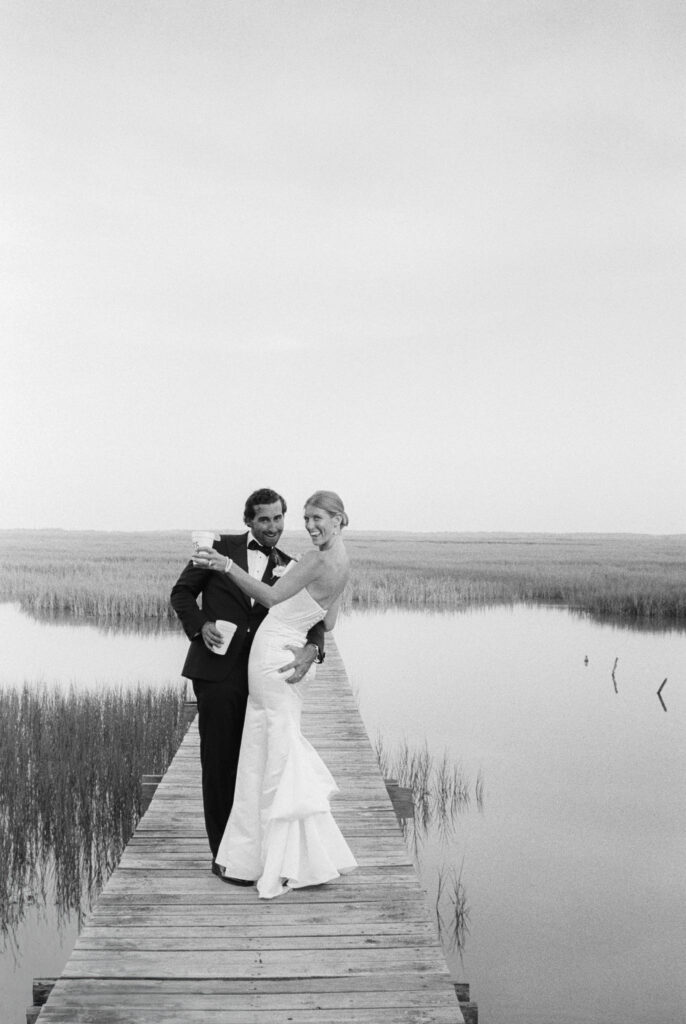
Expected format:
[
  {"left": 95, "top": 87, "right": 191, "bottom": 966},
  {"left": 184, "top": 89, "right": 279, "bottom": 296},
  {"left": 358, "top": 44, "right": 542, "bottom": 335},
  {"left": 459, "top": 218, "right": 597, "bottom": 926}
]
[{"left": 193, "top": 663, "right": 249, "bottom": 859}]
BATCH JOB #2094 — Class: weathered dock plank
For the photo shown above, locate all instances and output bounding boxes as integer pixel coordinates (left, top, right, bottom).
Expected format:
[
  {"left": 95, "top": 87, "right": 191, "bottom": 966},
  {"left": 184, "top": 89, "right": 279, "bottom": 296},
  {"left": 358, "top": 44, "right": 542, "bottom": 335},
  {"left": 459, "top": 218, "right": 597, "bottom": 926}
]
[{"left": 36, "top": 638, "right": 463, "bottom": 1024}]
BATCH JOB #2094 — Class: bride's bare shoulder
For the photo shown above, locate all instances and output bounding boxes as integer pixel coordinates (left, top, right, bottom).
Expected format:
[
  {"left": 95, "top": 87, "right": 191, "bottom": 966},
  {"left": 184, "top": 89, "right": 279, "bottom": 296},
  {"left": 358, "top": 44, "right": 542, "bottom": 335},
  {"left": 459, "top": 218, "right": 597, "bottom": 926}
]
[
  {"left": 297, "top": 550, "right": 324, "bottom": 572},
  {"left": 332, "top": 552, "right": 350, "bottom": 586}
]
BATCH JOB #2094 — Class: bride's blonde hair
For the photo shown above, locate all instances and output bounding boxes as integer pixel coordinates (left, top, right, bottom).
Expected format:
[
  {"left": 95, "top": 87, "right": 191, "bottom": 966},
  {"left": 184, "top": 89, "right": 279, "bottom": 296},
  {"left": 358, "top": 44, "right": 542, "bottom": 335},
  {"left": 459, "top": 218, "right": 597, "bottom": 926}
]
[{"left": 304, "top": 491, "right": 349, "bottom": 529}]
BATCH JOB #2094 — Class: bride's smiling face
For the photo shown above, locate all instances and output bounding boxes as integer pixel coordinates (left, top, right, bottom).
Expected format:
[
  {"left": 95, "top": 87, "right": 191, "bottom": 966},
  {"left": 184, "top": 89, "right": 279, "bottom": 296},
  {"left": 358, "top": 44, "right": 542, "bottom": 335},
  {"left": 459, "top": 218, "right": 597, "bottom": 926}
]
[{"left": 304, "top": 505, "right": 340, "bottom": 549}]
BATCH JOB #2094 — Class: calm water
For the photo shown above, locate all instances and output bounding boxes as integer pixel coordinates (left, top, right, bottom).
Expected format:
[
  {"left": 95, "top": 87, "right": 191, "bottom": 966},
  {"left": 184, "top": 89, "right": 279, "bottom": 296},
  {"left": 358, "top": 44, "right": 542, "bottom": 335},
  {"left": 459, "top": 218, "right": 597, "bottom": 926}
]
[
  {"left": 0, "top": 602, "right": 187, "bottom": 693},
  {"left": 335, "top": 606, "right": 686, "bottom": 1024},
  {"left": 1, "top": 601, "right": 685, "bottom": 1024}
]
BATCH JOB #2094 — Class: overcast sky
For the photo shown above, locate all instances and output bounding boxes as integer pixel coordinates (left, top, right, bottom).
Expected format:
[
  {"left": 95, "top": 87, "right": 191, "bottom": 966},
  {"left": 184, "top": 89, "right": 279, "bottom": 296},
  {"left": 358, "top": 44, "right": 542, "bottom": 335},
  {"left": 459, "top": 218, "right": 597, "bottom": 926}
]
[{"left": 2, "top": 0, "right": 684, "bottom": 534}]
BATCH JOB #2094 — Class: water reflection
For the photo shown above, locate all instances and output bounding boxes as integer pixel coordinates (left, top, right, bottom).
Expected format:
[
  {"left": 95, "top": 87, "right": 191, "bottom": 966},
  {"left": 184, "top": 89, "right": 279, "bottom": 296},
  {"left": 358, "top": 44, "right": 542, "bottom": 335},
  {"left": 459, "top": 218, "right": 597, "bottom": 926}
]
[
  {"left": 350, "top": 597, "right": 686, "bottom": 636},
  {"left": 3, "top": 857, "right": 80, "bottom": 967},
  {"left": 571, "top": 606, "right": 686, "bottom": 635},
  {"left": 335, "top": 605, "right": 686, "bottom": 1024},
  {"left": 379, "top": 738, "right": 482, "bottom": 838},
  {"left": 0, "top": 602, "right": 187, "bottom": 692},
  {"left": 436, "top": 860, "right": 470, "bottom": 958},
  {"left": 376, "top": 735, "right": 482, "bottom": 958},
  {"left": 25, "top": 605, "right": 182, "bottom": 636}
]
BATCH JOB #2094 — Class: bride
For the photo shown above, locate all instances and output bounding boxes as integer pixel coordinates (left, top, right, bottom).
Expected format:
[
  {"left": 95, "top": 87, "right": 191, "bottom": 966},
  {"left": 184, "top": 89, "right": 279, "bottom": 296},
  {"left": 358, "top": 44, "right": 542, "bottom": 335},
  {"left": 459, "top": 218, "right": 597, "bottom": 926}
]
[{"left": 195, "top": 490, "right": 358, "bottom": 899}]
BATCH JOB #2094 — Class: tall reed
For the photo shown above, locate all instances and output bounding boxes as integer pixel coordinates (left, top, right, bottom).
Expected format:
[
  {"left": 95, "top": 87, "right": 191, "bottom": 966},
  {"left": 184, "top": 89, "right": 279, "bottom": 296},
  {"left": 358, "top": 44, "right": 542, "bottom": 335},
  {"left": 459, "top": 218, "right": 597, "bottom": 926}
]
[
  {"left": 376, "top": 734, "right": 481, "bottom": 842},
  {"left": 436, "top": 859, "right": 470, "bottom": 956},
  {"left": 376, "top": 735, "right": 477, "bottom": 956},
  {"left": 0, "top": 683, "right": 187, "bottom": 945}
]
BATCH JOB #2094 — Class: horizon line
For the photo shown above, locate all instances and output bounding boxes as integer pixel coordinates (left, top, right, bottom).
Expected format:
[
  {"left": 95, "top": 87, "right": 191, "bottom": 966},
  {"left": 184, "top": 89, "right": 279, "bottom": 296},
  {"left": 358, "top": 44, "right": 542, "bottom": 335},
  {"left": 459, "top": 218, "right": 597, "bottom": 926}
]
[{"left": 1, "top": 527, "right": 684, "bottom": 539}]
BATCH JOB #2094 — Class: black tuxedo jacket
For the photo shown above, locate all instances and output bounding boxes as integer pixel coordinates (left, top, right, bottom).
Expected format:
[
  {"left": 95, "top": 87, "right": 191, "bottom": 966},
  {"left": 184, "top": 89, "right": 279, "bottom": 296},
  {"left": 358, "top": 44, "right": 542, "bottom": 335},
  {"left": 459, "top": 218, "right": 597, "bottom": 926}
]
[{"left": 170, "top": 532, "right": 325, "bottom": 684}]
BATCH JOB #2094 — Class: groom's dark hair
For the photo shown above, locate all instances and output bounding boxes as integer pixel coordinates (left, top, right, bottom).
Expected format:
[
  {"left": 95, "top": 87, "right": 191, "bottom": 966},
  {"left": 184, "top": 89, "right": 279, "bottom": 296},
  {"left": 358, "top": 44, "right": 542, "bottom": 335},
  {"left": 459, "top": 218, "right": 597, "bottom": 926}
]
[{"left": 243, "top": 488, "right": 287, "bottom": 523}]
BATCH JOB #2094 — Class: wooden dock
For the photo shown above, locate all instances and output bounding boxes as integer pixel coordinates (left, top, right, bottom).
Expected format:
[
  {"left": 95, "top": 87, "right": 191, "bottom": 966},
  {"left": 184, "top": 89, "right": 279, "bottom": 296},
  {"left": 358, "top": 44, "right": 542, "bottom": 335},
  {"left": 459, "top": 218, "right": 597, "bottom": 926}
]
[{"left": 34, "top": 639, "right": 465, "bottom": 1023}]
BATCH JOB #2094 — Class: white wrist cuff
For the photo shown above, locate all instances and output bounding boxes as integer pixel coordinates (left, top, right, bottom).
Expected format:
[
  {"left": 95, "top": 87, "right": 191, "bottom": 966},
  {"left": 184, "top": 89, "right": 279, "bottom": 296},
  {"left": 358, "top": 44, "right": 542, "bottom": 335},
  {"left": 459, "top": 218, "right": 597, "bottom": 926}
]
[{"left": 307, "top": 642, "right": 321, "bottom": 663}]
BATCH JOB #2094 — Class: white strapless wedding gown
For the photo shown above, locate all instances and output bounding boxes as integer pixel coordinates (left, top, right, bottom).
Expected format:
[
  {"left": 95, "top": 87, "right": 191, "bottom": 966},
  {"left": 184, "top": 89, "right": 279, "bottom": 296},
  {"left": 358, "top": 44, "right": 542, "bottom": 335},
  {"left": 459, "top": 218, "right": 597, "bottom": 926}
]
[{"left": 215, "top": 586, "right": 357, "bottom": 899}]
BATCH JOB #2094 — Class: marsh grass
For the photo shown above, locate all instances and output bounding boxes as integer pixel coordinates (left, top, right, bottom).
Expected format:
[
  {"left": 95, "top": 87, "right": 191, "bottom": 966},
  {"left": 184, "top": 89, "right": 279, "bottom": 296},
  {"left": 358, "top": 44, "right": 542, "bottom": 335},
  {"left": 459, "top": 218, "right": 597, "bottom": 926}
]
[
  {"left": 0, "top": 531, "right": 184, "bottom": 624},
  {"left": 345, "top": 531, "right": 686, "bottom": 623},
  {"left": 376, "top": 735, "right": 480, "bottom": 842},
  {"left": 0, "top": 683, "right": 186, "bottom": 945},
  {"left": 2, "top": 529, "right": 686, "bottom": 626},
  {"left": 376, "top": 735, "right": 476, "bottom": 957}
]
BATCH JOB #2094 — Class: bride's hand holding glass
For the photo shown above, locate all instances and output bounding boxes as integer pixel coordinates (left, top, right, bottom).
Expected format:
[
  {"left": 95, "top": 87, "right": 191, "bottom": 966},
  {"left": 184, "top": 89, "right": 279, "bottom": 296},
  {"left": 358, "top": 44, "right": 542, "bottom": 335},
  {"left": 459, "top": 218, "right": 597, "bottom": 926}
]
[{"left": 194, "top": 547, "right": 227, "bottom": 572}]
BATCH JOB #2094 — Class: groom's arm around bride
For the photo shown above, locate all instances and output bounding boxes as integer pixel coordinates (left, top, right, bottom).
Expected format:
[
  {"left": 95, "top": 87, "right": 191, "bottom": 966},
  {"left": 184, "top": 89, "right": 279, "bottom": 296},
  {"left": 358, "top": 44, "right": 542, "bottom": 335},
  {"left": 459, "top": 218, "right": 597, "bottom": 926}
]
[{"left": 170, "top": 488, "right": 325, "bottom": 869}]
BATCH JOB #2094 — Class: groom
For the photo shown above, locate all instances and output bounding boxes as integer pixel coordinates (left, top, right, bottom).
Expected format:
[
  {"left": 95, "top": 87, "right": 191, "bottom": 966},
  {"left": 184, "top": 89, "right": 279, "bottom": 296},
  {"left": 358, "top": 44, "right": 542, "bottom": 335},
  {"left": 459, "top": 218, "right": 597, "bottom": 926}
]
[{"left": 170, "top": 488, "right": 325, "bottom": 881}]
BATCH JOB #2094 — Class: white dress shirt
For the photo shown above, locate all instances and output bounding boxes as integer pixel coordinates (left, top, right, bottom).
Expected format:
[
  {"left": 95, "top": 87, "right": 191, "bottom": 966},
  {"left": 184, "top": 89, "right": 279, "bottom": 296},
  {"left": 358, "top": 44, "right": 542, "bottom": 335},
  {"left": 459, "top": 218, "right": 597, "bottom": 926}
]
[{"left": 246, "top": 533, "right": 269, "bottom": 605}]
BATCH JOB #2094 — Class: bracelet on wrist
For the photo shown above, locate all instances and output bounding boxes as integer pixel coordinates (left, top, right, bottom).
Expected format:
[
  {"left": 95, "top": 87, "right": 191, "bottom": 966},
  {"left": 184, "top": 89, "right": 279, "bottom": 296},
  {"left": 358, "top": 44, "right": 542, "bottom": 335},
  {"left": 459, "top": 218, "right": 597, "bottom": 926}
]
[{"left": 223, "top": 557, "right": 233, "bottom": 574}]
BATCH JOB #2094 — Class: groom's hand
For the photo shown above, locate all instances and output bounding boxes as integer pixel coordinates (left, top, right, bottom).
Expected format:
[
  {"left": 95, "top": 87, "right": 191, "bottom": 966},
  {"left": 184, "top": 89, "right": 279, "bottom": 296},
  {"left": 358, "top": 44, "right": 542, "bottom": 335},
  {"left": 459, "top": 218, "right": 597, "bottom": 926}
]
[
  {"left": 201, "top": 621, "right": 224, "bottom": 651},
  {"left": 278, "top": 643, "right": 317, "bottom": 684}
]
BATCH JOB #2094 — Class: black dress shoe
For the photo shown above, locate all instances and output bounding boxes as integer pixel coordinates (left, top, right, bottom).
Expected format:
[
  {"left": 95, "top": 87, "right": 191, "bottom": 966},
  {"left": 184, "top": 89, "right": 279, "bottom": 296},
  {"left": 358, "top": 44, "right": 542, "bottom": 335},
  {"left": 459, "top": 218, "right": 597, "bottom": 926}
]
[{"left": 211, "top": 861, "right": 254, "bottom": 886}]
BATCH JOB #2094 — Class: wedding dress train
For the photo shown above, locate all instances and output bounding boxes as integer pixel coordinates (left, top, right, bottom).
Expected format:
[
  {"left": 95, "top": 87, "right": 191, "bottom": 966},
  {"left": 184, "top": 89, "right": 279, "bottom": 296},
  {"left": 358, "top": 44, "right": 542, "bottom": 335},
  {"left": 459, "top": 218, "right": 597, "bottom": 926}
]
[{"left": 215, "top": 586, "right": 357, "bottom": 899}]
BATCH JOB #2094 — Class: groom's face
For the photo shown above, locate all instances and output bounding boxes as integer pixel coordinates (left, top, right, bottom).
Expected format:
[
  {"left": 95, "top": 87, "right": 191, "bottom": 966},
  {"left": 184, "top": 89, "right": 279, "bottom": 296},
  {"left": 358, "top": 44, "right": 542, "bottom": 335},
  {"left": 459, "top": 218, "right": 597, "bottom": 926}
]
[{"left": 247, "top": 501, "right": 285, "bottom": 549}]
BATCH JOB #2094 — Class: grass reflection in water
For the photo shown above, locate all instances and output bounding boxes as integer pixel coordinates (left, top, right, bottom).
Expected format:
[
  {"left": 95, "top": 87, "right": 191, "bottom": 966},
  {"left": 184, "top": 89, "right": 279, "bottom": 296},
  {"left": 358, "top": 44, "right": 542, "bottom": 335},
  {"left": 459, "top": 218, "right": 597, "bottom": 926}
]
[
  {"left": 0, "top": 683, "right": 187, "bottom": 948},
  {"left": 376, "top": 735, "right": 482, "bottom": 959}
]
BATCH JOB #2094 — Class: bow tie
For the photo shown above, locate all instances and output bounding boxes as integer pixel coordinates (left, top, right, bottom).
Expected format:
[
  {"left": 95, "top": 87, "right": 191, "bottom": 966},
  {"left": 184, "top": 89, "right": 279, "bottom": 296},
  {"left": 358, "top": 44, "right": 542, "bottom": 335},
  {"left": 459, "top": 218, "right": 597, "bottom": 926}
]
[{"left": 248, "top": 539, "right": 273, "bottom": 557}]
